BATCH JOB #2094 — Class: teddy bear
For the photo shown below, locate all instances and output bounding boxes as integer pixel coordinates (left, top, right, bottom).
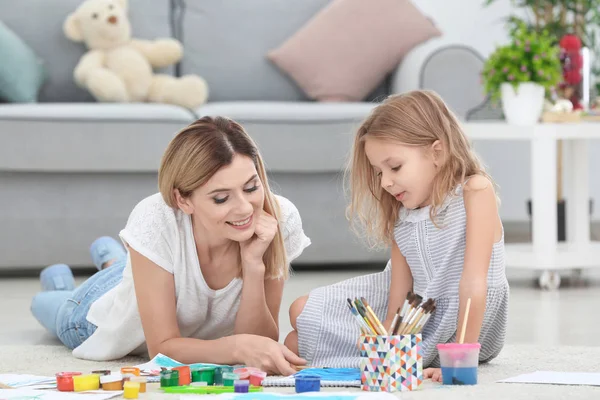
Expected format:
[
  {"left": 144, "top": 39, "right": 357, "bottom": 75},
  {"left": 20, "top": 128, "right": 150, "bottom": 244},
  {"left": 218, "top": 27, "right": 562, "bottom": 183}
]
[{"left": 63, "top": 0, "right": 208, "bottom": 109}]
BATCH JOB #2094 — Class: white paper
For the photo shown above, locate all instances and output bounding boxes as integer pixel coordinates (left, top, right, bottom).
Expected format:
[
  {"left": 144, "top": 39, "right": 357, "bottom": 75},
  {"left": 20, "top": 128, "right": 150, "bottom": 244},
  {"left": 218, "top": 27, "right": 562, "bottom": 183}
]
[
  {"left": 499, "top": 371, "right": 600, "bottom": 386},
  {"left": 134, "top": 352, "right": 220, "bottom": 372},
  {"left": 0, "top": 374, "right": 55, "bottom": 388},
  {"left": 0, "top": 388, "right": 121, "bottom": 399}
]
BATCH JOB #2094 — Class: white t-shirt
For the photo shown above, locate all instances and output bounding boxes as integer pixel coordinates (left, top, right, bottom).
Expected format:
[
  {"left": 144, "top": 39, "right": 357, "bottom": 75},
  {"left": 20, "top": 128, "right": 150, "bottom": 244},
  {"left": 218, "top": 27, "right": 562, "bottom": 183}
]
[{"left": 72, "top": 193, "right": 311, "bottom": 361}]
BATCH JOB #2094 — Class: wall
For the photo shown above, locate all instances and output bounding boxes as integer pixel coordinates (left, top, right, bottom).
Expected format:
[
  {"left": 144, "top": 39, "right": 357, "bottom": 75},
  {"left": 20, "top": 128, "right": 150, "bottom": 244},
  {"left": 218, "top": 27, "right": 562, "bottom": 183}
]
[{"left": 409, "top": 0, "right": 599, "bottom": 221}]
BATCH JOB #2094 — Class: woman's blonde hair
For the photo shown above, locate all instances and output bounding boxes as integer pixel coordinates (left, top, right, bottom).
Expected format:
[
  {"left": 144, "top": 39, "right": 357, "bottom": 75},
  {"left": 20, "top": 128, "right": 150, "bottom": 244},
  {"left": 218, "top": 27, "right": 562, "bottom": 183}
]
[
  {"left": 346, "top": 90, "right": 495, "bottom": 249},
  {"left": 158, "top": 116, "right": 288, "bottom": 279}
]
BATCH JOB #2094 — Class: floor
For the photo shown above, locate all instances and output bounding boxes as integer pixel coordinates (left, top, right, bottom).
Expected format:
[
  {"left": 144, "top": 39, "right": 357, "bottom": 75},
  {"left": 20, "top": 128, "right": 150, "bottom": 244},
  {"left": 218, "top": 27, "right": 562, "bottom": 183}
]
[
  {"left": 3, "top": 221, "right": 600, "bottom": 350},
  {"left": 3, "top": 267, "right": 600, "bottom": 349}
]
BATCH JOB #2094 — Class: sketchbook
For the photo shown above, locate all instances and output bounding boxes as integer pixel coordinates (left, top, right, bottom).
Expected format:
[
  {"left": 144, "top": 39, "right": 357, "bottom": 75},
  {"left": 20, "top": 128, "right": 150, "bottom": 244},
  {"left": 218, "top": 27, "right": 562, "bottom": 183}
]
[{"left": 262, "top": 368, "right": 361, "bottom": 388}]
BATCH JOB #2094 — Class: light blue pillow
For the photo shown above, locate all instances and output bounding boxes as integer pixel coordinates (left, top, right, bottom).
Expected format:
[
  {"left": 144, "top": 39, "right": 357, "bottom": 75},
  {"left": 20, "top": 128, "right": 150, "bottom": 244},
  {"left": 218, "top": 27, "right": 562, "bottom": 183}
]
[{"left": 0, "top": 21, "right": 47, "bottom": 103}]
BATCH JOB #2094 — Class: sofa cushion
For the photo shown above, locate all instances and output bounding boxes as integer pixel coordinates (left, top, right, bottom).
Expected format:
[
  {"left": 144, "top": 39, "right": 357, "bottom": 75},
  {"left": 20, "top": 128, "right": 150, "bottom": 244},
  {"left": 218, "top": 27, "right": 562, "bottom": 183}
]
[
  {"left": 196, "top": 101, "right": 377, "bottom": 172},
  {"left": 0, "top": 0, "right": 175, "bottom": 103},
  {"left": 0, "top": 104, "right": 195, "bottom": 171},
  {"left": 0, "top": 21, "right": 48, "bottom": 103},
  {"left": 179, "top": 0, "right": 331, "bottom": 102},
  {"left": 267, "top": 0, "right": 441, "bottom": 102}
]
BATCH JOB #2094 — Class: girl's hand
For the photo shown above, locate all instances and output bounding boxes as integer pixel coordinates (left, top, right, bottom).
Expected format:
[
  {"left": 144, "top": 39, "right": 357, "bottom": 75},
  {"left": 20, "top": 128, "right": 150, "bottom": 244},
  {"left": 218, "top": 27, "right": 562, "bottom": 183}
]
[
  {"left": 240, "top": 211, "right": 278, "bottom": 270},
  {"left": 424, "top": 367, "right": 443, "bottom": 383},
  {"left": 235, "top": 334, "right": 306, "bottom": 376}
]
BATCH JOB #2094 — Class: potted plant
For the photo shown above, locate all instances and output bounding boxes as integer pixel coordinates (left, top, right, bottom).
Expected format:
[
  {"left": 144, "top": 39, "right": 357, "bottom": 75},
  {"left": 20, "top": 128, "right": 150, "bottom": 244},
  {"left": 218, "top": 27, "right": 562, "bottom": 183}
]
[
  {"left": 482, "top": 23, "right": 562, "bottom": 125},
  {"left": 483, "top": 0, "right": 600, "bottom": 99}
]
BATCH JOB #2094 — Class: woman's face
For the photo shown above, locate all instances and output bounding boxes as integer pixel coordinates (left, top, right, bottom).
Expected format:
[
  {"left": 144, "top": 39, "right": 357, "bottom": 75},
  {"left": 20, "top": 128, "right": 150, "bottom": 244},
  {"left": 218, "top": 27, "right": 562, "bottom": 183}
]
[{"left": 179, "top": 154, "right": 265, "bottom": 243}]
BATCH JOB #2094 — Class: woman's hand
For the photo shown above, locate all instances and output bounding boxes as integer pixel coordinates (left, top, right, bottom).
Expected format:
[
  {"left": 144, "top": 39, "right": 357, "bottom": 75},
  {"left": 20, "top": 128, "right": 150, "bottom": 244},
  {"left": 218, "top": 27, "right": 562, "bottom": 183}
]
[
  {"left": 240, "top": 211, "right": 279, "bottom": 270},
  {"left": 424, "top": 367, "right": 443, "bottom": 383},
  {"left": 235, "top": 334, "right": 306, "bottom": 376}
]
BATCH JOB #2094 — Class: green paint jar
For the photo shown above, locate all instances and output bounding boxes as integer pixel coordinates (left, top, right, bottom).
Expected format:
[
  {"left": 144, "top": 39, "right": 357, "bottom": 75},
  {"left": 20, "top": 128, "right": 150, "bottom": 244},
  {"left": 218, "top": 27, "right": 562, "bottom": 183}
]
[
  {"left": 160, "top": 370, "right": 180, "bottom": 387},
  {"left": 222, "top": 372, "right": 239, "bottom": 387},
  {"left": 191, "top": 367, "right": 215, "bottom": 385},
  {"left": 213, "top": 367, "right": 223, "bottom": 386},
  {"left": 214, "top": 367, "right": 233, "bottom": 386}
]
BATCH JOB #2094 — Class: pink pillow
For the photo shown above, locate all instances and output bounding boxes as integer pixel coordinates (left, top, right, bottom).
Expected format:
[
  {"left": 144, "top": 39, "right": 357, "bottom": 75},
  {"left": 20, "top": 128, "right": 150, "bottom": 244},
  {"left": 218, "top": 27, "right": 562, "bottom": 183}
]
[{"left": 267, "top": 0, "right": 441, "bottom": 102}]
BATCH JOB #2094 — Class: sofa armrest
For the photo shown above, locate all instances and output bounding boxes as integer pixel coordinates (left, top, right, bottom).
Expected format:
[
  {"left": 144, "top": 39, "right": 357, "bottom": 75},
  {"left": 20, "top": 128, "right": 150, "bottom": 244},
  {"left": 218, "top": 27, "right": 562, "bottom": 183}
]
[
  {"left": 390, "top": 36, "right": 448, "bottom": 95},
  {"left": 391, "top": 39, "right": 493, "bottom": 121}
]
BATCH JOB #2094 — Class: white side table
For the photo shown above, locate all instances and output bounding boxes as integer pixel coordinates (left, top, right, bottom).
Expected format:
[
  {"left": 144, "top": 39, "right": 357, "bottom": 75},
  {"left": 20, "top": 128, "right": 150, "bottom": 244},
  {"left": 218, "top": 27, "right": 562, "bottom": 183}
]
[{"left": 464, "top": 121, "right": 600, "bottom": 289}]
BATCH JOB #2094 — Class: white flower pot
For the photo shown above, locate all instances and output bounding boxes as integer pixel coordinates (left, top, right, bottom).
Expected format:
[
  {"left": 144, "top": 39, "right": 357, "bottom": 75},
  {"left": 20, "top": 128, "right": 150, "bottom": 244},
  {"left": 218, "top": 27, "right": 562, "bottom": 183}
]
[{"left": 500, "top": 82, "right": 545, "bottom": 125}]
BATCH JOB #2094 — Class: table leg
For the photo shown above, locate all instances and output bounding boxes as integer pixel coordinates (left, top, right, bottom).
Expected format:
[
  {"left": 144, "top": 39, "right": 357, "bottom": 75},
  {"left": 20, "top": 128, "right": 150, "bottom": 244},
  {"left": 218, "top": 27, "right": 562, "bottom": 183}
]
[
  {"left": 531, "top": 135, "right": 557, "bottom": 268},
  {"left": 565, "top": 139, "right": 590, "bottom": 246}
]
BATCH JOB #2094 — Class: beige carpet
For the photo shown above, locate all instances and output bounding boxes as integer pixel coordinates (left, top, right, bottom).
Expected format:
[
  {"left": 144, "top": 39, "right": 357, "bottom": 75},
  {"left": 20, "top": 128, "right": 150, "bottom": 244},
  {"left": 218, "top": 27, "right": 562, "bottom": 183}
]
[{"left": 0, "top": 344, "right": 598, "bottom": 399}]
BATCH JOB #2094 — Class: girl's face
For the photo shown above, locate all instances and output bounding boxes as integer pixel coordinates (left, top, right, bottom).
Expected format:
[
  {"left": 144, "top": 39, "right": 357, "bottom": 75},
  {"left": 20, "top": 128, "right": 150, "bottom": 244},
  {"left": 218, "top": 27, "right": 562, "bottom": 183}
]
[
  {"left": 364, "top": 137, "right": 439, "bottom": 210},
  {"left": 178, "top": 154, "right": 265, "bottom": 243}
]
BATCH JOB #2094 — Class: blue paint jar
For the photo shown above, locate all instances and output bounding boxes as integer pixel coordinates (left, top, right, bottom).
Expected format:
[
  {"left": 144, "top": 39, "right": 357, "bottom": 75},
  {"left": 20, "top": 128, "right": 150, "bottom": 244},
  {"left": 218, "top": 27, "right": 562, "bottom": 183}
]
[{"left": 295, "top": 375, "right": 321, "bottom": 393}]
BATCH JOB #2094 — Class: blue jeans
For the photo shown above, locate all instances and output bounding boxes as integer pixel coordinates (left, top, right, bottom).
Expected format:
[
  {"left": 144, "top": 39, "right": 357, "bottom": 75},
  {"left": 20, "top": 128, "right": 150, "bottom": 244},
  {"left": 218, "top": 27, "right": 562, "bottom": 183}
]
[{"left": 30, "top": 257, "right": 126, "bottom": 349}]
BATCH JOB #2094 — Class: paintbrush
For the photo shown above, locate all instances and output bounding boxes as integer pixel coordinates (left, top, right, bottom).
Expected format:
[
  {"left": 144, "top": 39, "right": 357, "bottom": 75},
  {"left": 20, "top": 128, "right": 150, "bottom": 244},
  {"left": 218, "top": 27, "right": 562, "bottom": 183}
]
[
  {"left": 293, "top": 366, "right": 324, "bottom": 371},
  {"left": 390, "top": 291, "right": 415, "bottom": 334},
  {"left": 347, "top": 298, "right": 372, "bottom": 334},
  {"left": 412, "top": 304, "right": 436, "bottom": 334},
  {"left": 360, "top": 297, "right": 388, "bottom": 335},
  {"left": 391, "top": 314, "right": 403, "bottom": 335},
  {"left": 459, "top": 298, "right": 472, "bottom": 344},
  {"left": 387, "top": 306, "right": 401, "bottom": 333},
  {"left": 396, "top": 295, "right": 423, "bottom": 334},
  {"left": 399, "top": 291, "right": 413, "bottom": 319},
  {"left": 354, "top": 299, "right": 379, "bottom": 334},
  {"left": 403, "top": 300, "right": 433, "bottom": 334}
]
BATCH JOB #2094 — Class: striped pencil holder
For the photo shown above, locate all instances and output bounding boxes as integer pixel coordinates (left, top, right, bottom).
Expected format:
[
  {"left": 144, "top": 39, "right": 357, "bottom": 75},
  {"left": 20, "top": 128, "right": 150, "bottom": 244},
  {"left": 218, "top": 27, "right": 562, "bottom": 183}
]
[{"left": 359, "top": 334, "right": 423, "bottom": 392}]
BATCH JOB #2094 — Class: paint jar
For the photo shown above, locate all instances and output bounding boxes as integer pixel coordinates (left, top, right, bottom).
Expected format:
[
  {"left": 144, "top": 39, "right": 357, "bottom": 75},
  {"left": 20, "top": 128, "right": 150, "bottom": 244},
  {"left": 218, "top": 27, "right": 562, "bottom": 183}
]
[
  {"left": 91, "top": 370, "right": 111, "bottom": 376},
  {"left": 56, "top": 372, "right": 82, "bottom": 392},
  {"left": 213, "top": 367, "right": 224, "bottom": 385},
  {"left": 120, "top": 367, "right": 140, "bottom": 377},
  {"left": 191, "top": 367, "right": 215, "bottom": 385},
  {"left": 123, "top": 381, "right": 140, "bottom": 399},
  {"left": 437, "top": 343, "right": 481, "bottom": 385},
  {"left": 222, "top": 372, "right": 239, "bottom": 386},
  {"left": 73, "top": 374, "right": 100, "bottom": 392},
  {"left": 191, "top": 381, "right": 208, "bottom": 387},
  {"left": 214, "top": 366, "right": 233, "bottom": 385},
  {"left": 173, "top": 366, "right": 191, "bottom": 386},
  {"left": 234, "top": 380, "right": 250, "bottom": 393},
  {"left": 249, "top": 370, "right": 267, "bottom": 387},
  {"left": 130, "top": 376, "right": 147, "bottom": 393},
  {"left": 100, "top": 374, "right": 123, "bottom": 391},
  {"left": 233, "top": 368, "right": 251, "bottom": 380},
  {"left": 295, "top": 375, "right": 321, "bottom": 393},
  {"left": 160, "top": 370, "right": 180, "bottom": 387}
]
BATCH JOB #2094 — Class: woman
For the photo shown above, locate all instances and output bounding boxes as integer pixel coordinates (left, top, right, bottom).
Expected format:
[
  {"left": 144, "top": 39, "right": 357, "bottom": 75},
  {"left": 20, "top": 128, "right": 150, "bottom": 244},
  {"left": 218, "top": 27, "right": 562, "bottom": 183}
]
[{"left": 31, "top": 116, "right": 311, "bottom": 375}]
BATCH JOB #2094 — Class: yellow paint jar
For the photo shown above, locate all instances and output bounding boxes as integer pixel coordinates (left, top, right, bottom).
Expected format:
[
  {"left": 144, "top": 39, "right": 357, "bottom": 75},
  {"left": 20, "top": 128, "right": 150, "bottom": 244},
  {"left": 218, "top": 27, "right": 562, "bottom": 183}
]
[
  {"left": 100, "top": 374, "right": 123, "bottom": 391},
  {"left": 130, "top": 376, "right": 147, "bottom": 393},
  {"left": 73, "top": 374, "right": 100, "bottom": 392},
  {"left": 123, "top": 381, "right": 140, "bottom": 399}
]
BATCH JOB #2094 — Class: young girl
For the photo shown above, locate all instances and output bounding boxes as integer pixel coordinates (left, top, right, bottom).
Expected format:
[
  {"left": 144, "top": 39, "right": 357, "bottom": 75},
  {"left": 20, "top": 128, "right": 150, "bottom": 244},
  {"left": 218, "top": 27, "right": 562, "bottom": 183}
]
[
  {"left": 285, "top": 90, "right": 509, "bottom": 381},
  {"left": 31, "top": 116, "right": 310, "bottom": 376}
]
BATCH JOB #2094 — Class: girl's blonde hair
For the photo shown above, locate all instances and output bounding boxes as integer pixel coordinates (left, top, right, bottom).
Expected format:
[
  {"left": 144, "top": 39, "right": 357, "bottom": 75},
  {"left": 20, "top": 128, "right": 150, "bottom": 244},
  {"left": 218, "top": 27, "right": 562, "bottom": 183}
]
[
  {"left": 346, "top": 90, "right": 494, "bottom": 249},
  {"left": 158, "top": 116, "right": 288, "bottom": 279}
]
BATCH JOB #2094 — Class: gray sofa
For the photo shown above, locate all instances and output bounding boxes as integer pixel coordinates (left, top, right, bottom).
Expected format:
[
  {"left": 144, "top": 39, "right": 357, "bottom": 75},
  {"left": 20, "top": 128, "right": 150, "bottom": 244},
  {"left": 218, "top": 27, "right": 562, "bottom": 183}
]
[{"left": 0, "top": 0, "right": 486, "bottom": 269}]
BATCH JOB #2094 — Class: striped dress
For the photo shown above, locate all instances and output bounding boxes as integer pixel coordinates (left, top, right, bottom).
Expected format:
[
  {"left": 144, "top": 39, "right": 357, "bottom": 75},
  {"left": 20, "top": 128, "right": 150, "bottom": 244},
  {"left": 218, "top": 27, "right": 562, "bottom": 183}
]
[{"left": 296, "top": 184, "right": 509, "bottom": 368}]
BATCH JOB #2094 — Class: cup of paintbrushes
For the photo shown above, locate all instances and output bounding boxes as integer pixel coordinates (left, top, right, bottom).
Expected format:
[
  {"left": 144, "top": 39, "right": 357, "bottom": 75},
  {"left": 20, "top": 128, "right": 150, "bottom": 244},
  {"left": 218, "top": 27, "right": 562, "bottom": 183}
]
[
  {"left": 359, "top": 333, "right": 423, "bottom": 392},
  {"left": 437, "top": 343, "right": 480, "bottom": 385}
]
